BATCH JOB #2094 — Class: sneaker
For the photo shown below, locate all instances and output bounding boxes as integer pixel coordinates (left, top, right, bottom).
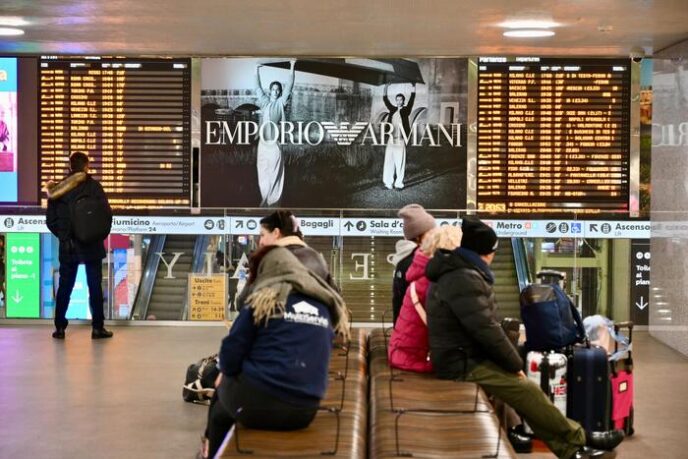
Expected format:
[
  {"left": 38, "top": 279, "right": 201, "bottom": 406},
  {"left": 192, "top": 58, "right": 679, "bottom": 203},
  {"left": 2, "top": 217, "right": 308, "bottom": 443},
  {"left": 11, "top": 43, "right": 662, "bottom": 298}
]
[
  {"left": 52, "top": 328, "right": 65, "bottom": 340},
  {"left": 384, "top": 184, "right": 393, "bottom": 190},
  {"left": 395, "top": 183, "right": 405, "bottom": 189},
  {"left": 91, "top": 328, "right": 114, "bottom": 339}
]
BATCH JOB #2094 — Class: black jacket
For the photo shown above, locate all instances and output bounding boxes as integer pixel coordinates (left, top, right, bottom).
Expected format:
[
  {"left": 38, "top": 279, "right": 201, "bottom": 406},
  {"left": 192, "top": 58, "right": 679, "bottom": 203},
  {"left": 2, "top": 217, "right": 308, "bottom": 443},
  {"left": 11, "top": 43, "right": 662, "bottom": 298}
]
[
  {"left": 392, "top": 248, "right": 416, "bottom": 325},
  {"left": 383, "top": 91, "right": 416, "bottom": 136},
  {"left": 46, "top": 173, "right": 111, "bottom": 264},
  {"left": 425, "top": 247, "right": 523, "bottom": 380}
]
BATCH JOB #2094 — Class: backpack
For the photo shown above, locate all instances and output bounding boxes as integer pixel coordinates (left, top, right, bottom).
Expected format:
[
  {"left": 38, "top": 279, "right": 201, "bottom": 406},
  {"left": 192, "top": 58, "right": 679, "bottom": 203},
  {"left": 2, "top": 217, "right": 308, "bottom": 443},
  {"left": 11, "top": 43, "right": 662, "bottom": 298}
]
[
  {"left": 182, "top": 354, "right": 220, "bottom": 404},
  {"left": 520, "top": 280, "right": 586, "bottom": 352},
  {"left": 70, "top": 182, "right": 112, "bottom": 244}
]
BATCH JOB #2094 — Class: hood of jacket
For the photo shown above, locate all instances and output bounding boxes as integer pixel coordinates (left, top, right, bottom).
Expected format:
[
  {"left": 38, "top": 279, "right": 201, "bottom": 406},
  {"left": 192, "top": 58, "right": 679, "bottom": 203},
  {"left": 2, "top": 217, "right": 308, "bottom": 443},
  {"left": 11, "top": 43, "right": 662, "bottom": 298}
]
[
  {"left": 391, "top": 239, "right": 417, "bottom": 266},
  {"left": 405, "top": 249, "right": 431, "bottom": 283},
  {"left": 45, "top": 172, "right": 87, "bottom": 201},
  {"left": 425, "top": 247, "right": 494, "bottom": 285}
]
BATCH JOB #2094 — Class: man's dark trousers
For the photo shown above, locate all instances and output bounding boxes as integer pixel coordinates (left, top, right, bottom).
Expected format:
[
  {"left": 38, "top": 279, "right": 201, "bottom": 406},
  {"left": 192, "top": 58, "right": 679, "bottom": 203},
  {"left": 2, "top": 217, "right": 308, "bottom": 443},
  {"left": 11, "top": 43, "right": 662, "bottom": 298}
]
[{"left": 54, "top": 260, "right": 104, "bottom": 330}]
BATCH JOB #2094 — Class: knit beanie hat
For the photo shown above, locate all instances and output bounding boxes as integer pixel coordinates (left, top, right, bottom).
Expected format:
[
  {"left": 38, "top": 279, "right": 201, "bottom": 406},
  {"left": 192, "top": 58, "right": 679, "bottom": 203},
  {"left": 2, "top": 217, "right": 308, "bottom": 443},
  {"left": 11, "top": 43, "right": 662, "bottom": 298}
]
[
  {"left": 460, "top": 216, "right": 498, "bottom": 255},
  {"left": 398, "top": 204, "right": 436, "bottom": 240}
]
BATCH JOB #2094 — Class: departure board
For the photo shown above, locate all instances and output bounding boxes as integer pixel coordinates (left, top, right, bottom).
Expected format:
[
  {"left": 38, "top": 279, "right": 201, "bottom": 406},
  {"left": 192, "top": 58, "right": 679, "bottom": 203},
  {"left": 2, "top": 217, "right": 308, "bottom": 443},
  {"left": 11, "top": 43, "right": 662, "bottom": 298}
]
[
  {"left": 476, "top": 58, "right": 631, "bottom": 215},
  {"left": 39, "top": 57, "right": 191, "bottom": 210}
]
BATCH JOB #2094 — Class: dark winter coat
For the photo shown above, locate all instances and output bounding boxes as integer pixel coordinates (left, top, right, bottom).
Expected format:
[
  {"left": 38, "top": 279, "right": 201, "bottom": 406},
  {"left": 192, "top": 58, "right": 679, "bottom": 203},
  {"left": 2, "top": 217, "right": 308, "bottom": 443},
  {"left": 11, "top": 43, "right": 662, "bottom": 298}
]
[
  {"left": 45, "top": 172, "right": 111, "bottom": 264},
  {"left": 425, "top": 247, "right": 523, "bottom": 380}
]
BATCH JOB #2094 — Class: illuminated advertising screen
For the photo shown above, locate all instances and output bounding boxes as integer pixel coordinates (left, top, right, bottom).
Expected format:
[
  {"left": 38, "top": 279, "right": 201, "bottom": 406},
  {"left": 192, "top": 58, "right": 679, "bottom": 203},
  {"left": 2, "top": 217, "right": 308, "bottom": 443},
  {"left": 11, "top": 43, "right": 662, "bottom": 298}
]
[
  {"left": 0, "top": 57, "right": 18, "bottom": 202},
  {"left": 201, "top": 58, "right": 467, "bottom": 209}
]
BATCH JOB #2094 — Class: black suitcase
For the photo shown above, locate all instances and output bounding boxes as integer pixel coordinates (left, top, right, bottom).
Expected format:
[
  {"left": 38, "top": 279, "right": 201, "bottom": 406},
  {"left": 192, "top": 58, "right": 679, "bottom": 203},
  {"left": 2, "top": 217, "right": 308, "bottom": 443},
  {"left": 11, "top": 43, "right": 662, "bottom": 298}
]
[{"left": 566, "top": 345, "right": 611, "bottom": 432}]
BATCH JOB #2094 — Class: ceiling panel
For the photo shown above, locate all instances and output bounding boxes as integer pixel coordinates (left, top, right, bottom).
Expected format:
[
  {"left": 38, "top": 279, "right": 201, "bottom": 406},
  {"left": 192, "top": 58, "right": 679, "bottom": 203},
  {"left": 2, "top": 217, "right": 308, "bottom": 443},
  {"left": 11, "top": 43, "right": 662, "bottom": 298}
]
[{"left": 0, "top": 0, "right": 686, "bottom": 56}]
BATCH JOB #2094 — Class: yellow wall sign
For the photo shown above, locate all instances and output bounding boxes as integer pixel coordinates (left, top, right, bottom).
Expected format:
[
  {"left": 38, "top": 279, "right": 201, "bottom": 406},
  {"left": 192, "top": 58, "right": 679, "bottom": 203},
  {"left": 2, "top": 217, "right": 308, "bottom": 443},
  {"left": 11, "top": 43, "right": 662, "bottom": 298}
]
[{"left": 188, "top": 274, "right": 227, "bottom": 321}]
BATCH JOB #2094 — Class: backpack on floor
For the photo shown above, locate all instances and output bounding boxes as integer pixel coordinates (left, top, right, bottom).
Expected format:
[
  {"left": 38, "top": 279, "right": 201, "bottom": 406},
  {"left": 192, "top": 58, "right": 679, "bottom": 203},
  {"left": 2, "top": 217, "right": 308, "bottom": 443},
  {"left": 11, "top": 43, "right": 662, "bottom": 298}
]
[{"left": 182, "top": 354, "right": 220, "bottom": 404}]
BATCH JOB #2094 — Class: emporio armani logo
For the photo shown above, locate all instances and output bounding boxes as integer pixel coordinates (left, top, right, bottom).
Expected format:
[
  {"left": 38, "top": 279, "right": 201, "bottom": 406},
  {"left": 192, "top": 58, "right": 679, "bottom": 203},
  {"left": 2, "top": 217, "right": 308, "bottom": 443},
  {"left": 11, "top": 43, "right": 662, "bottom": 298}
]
[{"left": 321, "top": 122, "right": 369, "bottom": 146}]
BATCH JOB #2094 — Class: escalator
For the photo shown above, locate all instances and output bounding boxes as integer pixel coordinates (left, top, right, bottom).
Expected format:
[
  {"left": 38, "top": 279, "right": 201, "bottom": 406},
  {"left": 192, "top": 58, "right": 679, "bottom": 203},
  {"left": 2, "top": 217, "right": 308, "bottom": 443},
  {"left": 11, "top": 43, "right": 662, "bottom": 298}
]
[
  {"left": 492, "top": 238, "right": 531, "bottom": 320},
  {"left": 132, "top": 235, "right": 209, "bottom": 320}
]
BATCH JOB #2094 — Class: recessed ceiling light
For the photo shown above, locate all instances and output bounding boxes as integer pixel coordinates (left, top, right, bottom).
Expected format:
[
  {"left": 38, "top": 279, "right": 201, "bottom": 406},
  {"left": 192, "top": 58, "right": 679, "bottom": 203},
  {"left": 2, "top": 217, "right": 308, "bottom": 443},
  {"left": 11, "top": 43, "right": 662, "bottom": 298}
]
[
  {"left": 0, "top": 16, "right": 30, "bottom": 27},
  {"left": 504, "top": 29, "right": 556, "bottom": 38},
  {"left": 499, "top": 19, "right": 559, "bottom": 29},
  {"left": 0, "top": 27, "right": 25, "bottom": 36}
]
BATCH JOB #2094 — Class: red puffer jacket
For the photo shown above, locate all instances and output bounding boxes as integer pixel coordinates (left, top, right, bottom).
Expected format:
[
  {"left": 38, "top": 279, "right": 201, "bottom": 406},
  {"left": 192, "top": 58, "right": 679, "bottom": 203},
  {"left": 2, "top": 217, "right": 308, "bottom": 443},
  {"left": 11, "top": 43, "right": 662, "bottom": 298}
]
[{"left": 388, "top": 249, "right": 433, "bottom": 373}]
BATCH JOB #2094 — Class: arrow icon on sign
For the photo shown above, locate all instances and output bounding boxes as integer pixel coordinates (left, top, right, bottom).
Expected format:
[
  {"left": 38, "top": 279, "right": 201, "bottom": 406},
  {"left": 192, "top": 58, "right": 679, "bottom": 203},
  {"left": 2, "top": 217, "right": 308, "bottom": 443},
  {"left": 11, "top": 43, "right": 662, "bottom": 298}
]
[
  {"left": 12, "top": 290, "right": 23, "bottom": 304},
  {"left": 343, "top": 221, "right": 354, "bottom": 231},
  {"left": 235, "top": 220, "right": 244, "bottom": 229},
  {"left": 590, "top": 224, "right": 598, "bottom": 232},
  {"left": 635, "top": 296, "right": 648, "bottom": 311}
]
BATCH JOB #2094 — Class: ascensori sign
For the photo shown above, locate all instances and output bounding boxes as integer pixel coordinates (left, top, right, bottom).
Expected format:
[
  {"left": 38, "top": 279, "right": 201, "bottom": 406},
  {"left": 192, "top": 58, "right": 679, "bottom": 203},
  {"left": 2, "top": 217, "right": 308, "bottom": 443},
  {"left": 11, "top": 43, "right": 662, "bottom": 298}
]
[
  {"left": 0, "top": 214, "right": 652, "bottom": 239},
  {"left": 200, "top": 57, "right": 468, "bottom": 209}
]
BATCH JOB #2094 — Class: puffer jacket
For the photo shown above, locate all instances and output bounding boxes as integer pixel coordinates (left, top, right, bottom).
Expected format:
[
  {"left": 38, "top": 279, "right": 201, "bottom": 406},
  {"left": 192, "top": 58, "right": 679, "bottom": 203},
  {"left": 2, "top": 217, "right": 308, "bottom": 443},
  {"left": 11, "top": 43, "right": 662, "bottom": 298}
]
[
  {"left": 45, "top": 172, "right": 111, "bottom": 264},
  {"left": 391, "top": 239, "right": 418, "bottom": 325},
  {"left": 388, "top": 249, "right": 433, "bottom": 373},
  {"left": 425, "top": 247, "right": 522, "bottom": 380}
]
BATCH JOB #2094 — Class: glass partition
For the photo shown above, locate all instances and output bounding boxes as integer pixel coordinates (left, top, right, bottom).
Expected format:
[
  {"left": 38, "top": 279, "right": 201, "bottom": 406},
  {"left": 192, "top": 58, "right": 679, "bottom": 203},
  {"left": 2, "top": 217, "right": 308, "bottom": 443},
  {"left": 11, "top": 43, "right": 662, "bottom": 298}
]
[{"left": 0, "top": 206, "right": 655, "bottom": 325}]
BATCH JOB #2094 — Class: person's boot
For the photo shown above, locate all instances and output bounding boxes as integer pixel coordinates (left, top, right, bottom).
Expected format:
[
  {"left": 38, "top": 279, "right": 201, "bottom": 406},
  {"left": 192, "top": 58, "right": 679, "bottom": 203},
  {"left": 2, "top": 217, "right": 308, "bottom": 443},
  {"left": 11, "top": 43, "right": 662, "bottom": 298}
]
[
  {"left": 586, "top": 430, "right": 625, "bottom": 450},
  {"left": 573, "top": 446, "right": 617, "bottom": 458},
  {"left": 91, "top": 328, "right": 114, "bottom": 339},
  {"left": 52, "top": 328, "right": 65, "bottom": 339},
  {"left": 507, "top": 425, "right": 533, "bottom": 453}
]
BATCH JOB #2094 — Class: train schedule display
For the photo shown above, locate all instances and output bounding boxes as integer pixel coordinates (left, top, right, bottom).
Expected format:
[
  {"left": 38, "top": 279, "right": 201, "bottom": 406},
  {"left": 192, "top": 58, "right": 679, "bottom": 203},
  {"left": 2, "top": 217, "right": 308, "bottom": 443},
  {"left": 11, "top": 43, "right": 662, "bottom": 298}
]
[
  {"left": 39, "top": 57, "right": 191, "bottom": 210},
  {"left": 476, "top": 57, "right": 631, "bottom": 215}
]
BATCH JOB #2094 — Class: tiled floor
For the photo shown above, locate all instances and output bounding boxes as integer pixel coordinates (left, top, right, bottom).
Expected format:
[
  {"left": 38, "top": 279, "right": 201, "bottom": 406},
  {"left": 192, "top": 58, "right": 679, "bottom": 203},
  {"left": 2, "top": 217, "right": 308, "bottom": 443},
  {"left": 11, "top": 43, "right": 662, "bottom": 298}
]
[{"left": 0, "top": 325, "right": 686, "bottom": 458}]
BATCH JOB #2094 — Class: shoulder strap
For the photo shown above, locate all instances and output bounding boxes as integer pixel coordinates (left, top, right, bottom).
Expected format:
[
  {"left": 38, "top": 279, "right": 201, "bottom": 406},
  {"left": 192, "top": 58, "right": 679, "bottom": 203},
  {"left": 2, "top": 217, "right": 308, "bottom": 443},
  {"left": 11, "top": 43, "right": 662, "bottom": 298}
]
[
  {"left": 556, "top": 286, "right": 586, "bottom": 342},
  {"left": 409, "top": 282, "right": 427, "bottom": 325}
]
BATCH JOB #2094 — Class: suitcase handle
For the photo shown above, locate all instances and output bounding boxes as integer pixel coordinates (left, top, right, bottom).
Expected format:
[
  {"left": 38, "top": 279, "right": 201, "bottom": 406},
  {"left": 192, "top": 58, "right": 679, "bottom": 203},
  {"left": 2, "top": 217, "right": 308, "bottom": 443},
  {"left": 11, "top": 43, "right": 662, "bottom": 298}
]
[{"left": 613, "top": 321, "right": 634, "bottom": 373}]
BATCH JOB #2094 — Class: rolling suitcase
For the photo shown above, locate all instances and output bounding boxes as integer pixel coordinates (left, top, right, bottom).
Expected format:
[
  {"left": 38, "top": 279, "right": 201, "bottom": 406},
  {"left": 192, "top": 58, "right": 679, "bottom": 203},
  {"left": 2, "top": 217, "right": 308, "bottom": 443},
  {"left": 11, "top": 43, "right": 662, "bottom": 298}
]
[
  {"left": 610, "top": 321, "right": 635, "bottom": 435},
  {"left": 566, "top": 344, "right": 611, "bottom": 432},
  {"left": 523, "top": 351, "right": 568, "bottom": 435},
  {"left": 526, "top": 351, "right": 568, "bottom": 413}
]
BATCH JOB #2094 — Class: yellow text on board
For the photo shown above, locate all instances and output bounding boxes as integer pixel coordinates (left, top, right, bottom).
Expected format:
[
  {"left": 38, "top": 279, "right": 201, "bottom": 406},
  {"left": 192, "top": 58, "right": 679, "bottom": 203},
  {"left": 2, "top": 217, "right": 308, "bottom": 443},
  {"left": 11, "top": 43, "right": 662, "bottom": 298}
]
[{"left": 188, "top": 274, "right": 226, "bottom": 321}]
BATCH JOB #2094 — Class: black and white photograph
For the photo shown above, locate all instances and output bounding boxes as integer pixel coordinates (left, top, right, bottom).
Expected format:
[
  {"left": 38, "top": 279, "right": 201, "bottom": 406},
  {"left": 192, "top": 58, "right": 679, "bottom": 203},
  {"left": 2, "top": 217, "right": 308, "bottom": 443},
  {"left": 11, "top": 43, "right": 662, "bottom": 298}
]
[{"left": 201, "top": 57, "right": 467, "bottom": 209}]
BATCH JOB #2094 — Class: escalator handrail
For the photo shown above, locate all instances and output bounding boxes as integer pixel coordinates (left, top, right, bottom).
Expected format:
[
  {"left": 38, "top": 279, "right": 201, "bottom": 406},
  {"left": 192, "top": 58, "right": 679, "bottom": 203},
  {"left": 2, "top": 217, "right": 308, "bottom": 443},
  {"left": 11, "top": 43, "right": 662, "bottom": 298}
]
[
  {"left": 131, "top": 235, "right": 166, "bottom": 320},
  {"left": 511, "top": 238, "right": 532, "bottom": 292},
  {"left": 180, "top": 235, "right": 213, "bottom": 320}
]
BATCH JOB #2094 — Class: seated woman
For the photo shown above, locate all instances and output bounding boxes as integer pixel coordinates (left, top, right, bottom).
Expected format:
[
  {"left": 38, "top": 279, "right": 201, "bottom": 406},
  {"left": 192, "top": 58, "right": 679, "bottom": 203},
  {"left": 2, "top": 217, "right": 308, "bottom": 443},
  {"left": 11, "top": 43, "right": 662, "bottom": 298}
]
[
  {"left": 388, "top": 225, "right": 462, "bottom": 373},
  {"left": 202, "top": 245, "right": 349, "bottom": 458},
  {"left": 236, "top": 210, "right": 336, "bottom": 310}
]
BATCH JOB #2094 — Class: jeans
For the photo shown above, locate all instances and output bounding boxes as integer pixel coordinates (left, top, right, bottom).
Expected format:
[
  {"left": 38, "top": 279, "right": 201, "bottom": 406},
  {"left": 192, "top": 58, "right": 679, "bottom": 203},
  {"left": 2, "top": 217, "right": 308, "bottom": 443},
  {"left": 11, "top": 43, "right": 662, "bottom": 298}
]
[{"left": 54, "top": 260, "right": 105, "bottom": 330}]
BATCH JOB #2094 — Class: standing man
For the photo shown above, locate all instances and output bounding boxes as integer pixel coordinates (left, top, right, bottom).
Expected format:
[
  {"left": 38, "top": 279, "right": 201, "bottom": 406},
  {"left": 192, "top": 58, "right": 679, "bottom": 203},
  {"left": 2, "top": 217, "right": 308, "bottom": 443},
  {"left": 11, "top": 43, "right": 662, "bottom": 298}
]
[
  {"left": 425, "top": 216, "right": 624, "bottom": 459},
  {"left": 391, "top": 203, "right": 435, "bottom": 325},
  {"left": 46, "top": 152, "right": 113, "bottom": 340},
  {"left": 382, "top": 82, "right": 415, "bottom": 190}
]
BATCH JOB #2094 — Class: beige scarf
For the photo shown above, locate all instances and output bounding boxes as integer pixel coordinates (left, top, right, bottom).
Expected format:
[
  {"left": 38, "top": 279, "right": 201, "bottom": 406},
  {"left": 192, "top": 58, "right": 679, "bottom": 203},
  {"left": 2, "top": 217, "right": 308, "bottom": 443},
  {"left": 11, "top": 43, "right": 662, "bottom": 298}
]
[{"left": 246, "top": 247, "right": 350, "bottom": 339}]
